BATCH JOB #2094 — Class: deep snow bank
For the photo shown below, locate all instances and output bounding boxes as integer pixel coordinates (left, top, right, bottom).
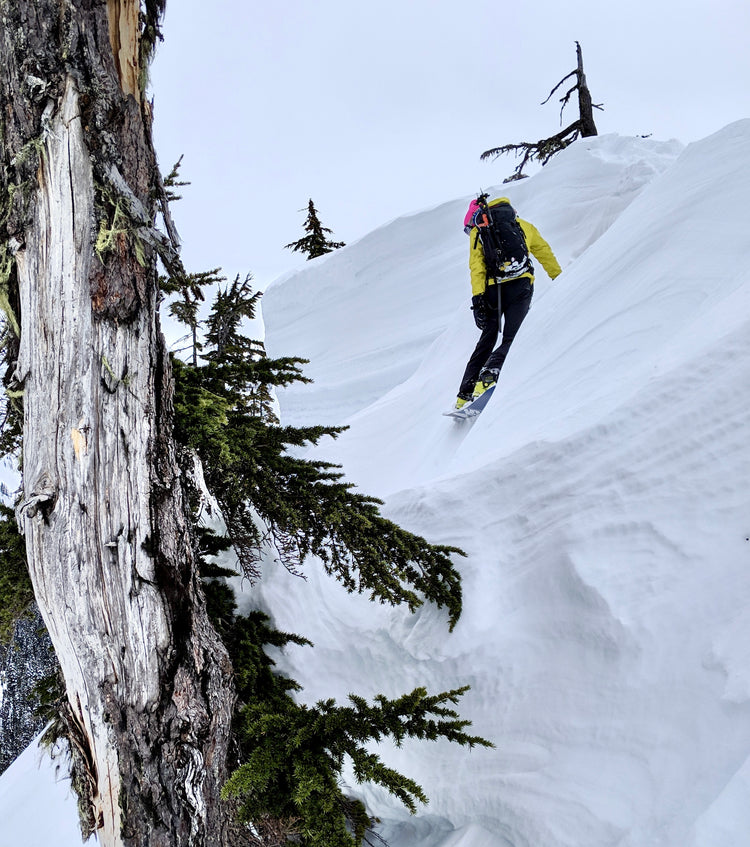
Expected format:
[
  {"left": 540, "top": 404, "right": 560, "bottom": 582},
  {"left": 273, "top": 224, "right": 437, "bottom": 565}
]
[
  {"left": 257, "top": 125, "right": 750, "bottom": 847},
  {"left": 263, "top": 133, "right": 682, "bottom": 433}
]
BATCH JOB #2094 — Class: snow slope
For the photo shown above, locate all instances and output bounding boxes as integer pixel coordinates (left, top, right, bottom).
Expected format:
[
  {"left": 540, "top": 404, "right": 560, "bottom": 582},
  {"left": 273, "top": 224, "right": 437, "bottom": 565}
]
[
  {"left": 263, "top": 133, "right": 683, "bottom": 430},
  {"left": 261, "top": 122, "right": 750, "bottom": 847},
  {"left": 0, "top": 737, "right": 85, "bottom": 847},
  {"left": 3, "top": 123, "right": 750, "bottom": 847}
]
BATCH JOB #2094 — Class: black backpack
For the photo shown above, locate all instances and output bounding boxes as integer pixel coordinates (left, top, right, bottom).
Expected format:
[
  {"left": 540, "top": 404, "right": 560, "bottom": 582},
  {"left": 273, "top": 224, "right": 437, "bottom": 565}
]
[{"left": 473, "top": 197, "right": 532, "bottom": 281}]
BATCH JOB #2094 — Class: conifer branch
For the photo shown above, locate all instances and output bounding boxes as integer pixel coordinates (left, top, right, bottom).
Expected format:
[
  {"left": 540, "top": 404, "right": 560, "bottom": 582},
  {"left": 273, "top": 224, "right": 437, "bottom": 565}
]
[
  {"left": 171, "top": 276, "right": 464, "bottom": 627},
  {"left": 162, "top": 154, "right": 190, "bottom": 204}
]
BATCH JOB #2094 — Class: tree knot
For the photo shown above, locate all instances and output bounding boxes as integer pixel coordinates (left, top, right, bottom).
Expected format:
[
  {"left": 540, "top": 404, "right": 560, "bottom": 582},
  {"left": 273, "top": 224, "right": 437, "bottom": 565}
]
[{"left": 18, "top": 472, "right": 58, "bottom": 524}]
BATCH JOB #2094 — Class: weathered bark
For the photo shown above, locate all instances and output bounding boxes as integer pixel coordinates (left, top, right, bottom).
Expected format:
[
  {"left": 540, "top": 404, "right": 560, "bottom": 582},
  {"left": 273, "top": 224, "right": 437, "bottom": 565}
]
[
  {"left": 572, "top": 41, "right": 597, "bottom": 138},
  {"left": 0, "top": 2, "right": 237, "bottom": 845}
]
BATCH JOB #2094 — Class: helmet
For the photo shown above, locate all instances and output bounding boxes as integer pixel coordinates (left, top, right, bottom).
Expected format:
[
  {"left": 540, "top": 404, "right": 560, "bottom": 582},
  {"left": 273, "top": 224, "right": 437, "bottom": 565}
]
[{"left": 463, "top": 198, "right": 480, "bottom": 234}]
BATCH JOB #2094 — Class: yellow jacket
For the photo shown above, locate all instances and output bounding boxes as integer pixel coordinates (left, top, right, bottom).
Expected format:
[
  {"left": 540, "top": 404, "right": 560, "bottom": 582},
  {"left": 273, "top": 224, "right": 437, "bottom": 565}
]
[{"left": 469, "top": 197, "right": 561, "bottom": 296}]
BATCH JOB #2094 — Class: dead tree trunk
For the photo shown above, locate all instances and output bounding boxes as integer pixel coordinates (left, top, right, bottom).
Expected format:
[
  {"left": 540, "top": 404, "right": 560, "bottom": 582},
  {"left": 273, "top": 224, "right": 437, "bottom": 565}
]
[
  {"left": 0, "top": 2, "right": 236, "bottom": 845},
  {"left": 571, "top": 41, "right": 598, "bottom": 138},
  {"left": 481, "top": 41, "right": 602, "bottom": 181}
]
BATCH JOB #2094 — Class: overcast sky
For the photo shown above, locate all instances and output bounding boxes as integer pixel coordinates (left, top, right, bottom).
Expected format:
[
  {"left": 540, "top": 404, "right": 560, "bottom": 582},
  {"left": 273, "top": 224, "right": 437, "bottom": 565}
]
[{"left": 149, "top": 0, "right": 750, "bottom": 289}]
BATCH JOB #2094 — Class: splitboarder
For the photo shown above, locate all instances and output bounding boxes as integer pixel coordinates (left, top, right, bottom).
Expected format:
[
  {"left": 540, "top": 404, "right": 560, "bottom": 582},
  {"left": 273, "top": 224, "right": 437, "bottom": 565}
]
[{"left": 451, "top": 194, "right": 562, "bottom": 413}]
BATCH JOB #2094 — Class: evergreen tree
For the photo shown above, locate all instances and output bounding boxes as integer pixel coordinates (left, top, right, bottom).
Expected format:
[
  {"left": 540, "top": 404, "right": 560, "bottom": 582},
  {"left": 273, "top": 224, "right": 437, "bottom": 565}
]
[
  {"left": 285, "top": 199, "right": 346, "bottom": 260},
  {"left": 162, "top": 268, "right": 490, "bottom": 845},
  {"left": 168, "top": 272, "right": 464, "bottom": 620}
]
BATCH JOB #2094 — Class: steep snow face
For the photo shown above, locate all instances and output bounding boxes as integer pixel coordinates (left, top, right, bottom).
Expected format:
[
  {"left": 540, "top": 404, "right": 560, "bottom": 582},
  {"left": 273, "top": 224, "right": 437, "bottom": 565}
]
[
  {"left": 257, "top": 125, "right": 750, "bottom": 847},
  {"left": 4, "top": 125, "right": 750, "bottom": 847},
  {"left": 263, "top": 133, "right": 683, "bottom": 433}
]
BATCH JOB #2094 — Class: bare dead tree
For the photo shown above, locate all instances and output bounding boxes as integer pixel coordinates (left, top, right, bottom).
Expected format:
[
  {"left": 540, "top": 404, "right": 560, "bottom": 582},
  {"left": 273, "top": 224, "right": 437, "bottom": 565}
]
[{"left": 481, "top": 41, "right": 603, "bottom": 182}]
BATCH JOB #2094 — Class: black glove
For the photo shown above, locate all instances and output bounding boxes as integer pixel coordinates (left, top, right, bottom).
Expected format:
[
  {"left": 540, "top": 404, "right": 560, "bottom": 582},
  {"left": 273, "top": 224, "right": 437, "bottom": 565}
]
[{"left": 471, "top": 294, "right": 488, "bottom": 330}]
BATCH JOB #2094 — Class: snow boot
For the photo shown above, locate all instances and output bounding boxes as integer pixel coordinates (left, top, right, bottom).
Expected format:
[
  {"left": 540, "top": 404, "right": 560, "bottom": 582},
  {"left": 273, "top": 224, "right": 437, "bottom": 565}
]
[{"left": 472, "top": 369, "right": 498, "bottom": 400}]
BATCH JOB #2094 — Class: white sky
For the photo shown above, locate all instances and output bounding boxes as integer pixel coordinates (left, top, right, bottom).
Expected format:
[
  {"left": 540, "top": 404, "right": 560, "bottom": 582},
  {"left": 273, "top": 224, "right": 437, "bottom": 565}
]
[{"left": 149, "top": 0, "right": 750, "bottom": 288}]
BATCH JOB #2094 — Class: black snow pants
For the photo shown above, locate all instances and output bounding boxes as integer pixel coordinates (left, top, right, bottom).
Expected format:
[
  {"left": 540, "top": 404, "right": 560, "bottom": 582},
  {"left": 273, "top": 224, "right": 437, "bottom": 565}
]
[{"left": 458, "top": 275, "right": 533, "bottom": 397}]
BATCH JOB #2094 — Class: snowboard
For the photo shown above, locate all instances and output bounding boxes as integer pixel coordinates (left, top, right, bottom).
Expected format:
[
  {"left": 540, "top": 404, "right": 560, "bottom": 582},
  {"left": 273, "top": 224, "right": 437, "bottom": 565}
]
[{"left": 443, "top": 384, "right": 496, "bottom": 420}]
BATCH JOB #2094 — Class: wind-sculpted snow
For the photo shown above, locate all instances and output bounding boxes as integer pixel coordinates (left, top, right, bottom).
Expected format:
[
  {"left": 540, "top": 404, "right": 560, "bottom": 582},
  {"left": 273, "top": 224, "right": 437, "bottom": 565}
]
[
  {"left": 3, "top": 125, "right": 750, "bottom": 847},
  {"left": 263, "top": 133, "right": 682, "bottom": 432},
  {"left": 259, "top": 124, "right": 750, "bottom": 847}
]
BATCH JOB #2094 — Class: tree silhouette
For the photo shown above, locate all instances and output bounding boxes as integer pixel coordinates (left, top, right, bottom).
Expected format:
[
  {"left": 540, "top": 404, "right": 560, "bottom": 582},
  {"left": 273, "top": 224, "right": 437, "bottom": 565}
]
[
  {"left": 481, "top": 42, "right": 603, "bottom": 182},
  {"left": 285, "top": 199, "right": 345, "bottom": 260}
]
